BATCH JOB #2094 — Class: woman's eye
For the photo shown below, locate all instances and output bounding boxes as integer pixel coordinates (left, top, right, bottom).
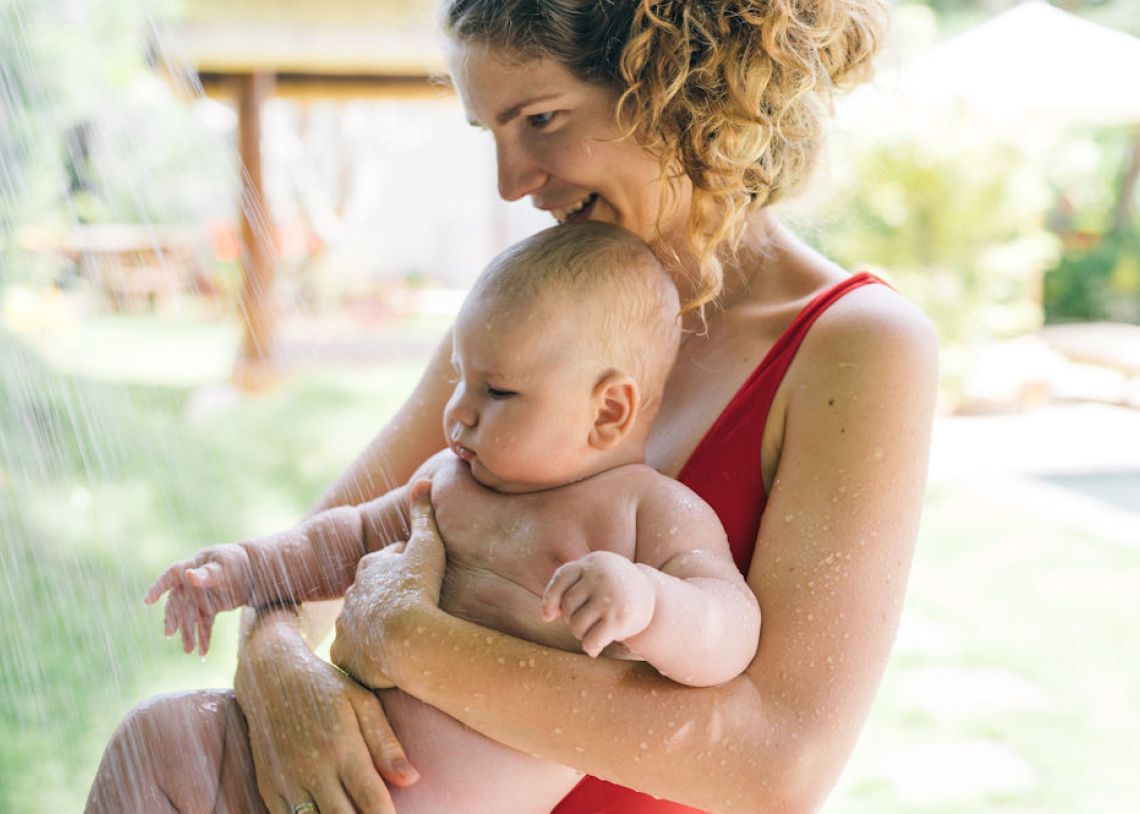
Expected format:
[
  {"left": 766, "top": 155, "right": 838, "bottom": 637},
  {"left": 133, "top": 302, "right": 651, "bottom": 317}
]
[
  {"left": 487, "top": 386, "right": 517, "bottom": 400},
  {"left": 527, "top": 111, "right": 557, "bottom": 128}
]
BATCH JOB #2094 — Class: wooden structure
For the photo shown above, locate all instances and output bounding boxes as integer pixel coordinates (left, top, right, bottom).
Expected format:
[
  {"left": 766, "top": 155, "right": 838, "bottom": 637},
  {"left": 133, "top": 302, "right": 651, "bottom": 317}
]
[{"left": 160, "top": 0, "right": 448, "bottom": 390}]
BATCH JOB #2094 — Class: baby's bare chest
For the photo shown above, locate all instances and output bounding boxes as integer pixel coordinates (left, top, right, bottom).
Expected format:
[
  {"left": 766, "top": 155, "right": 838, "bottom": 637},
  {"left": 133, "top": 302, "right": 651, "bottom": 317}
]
[{"left": 429, "top": 461, "right": 642, "bottom": 648}]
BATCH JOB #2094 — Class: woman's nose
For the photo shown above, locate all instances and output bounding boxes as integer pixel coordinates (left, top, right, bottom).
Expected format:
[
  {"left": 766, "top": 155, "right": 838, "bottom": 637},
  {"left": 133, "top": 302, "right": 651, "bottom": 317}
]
[{"left": 496, "top": 139, "right": 546, "bottom": 202}]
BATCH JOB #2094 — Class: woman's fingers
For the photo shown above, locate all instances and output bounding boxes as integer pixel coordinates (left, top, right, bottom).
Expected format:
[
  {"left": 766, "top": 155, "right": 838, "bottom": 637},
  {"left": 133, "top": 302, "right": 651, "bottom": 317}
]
[
  {"left": 353, "top": 692, "right": 419, "bottom": 787},
  {"left": 341, "top": 750, "right": 399, "bottom": 814},
  {"left": 309, "top": 779, "right": 358, "bottom": 814},
  {"left": 404, "top": 481, "right": 446, "bottom": 578}
]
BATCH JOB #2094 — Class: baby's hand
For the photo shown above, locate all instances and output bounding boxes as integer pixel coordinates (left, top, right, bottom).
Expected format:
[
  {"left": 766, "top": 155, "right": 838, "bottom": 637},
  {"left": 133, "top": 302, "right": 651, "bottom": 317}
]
[
  {"left": 541, "top": 551, "right": 655, "bottom": 658},
  {"left": 143, "top": 543, "right": 254, "bottom": 657}
]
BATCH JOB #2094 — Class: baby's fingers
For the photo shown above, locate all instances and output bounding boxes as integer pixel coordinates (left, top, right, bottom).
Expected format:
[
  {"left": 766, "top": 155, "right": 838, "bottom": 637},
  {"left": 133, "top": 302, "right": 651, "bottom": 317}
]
[
  {"left": 196, "top": 611, "right": 216, "bottom": 658},
  {"left": 578, "top": 618, "right": 616, "bottom": 659},
  {"left": 143, "top": 567, "right": 180, "bottom": 605},
  {"left": 185, "top": 562, "right": 223, "bottom": 588},
  {"left": 542, "top": 563, "right": 582, "bottom": 622}
]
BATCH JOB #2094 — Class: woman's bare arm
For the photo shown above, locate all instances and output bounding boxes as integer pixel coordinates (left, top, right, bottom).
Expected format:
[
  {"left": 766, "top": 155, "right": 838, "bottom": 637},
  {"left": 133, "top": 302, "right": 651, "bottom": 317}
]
[
  {"left": 233, "top": 331, "right": 456, "bottom": 813},
  {"left": 346, "top": 291, "right": 939, "bottom": 813}
]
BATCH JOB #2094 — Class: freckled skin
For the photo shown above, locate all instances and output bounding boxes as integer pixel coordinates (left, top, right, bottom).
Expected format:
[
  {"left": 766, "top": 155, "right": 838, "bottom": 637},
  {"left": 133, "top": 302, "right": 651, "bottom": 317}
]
[
  {"left": 149, "top": 441, "right": 757, "bottom": 814},
  {"left": 371, "top": 450, "right": 758, "bottom": 813}
]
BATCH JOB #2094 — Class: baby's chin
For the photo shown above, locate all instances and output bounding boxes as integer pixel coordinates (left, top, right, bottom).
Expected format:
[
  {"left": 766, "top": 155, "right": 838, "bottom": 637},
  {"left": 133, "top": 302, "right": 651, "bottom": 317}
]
[{"left": 461, "top": 455, "right": 564, "bottom": 495}]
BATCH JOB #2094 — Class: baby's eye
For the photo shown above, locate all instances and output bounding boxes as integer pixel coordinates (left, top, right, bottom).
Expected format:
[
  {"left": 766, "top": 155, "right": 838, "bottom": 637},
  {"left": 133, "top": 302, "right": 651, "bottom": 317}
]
[
  {"left": 527, "top": 111, "right": 558, "bottom": 129},
  {"left": 487, "top": 386, "right": 518, "bottom": 400}
]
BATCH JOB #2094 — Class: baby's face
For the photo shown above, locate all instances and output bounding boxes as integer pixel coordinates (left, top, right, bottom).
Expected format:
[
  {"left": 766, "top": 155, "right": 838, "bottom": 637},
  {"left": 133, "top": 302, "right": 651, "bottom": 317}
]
[{"left": 443, "top": 292, "right": 606, "bottom": 493}]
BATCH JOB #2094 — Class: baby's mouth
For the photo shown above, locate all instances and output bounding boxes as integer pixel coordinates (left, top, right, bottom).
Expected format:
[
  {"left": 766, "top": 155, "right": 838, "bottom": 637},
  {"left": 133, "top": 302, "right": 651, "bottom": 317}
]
[
  {"left": 452, "top": 443, "right": 476, "bottom": 462},
  {"left": 551, "top": 193, "right": 598, "bottom": 224}
]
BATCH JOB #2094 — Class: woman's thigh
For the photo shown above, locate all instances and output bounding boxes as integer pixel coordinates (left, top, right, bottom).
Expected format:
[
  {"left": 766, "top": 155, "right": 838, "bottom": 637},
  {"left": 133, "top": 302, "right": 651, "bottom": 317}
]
[{"left": 85, "top": 689, "right": 270, "bottom": 814}]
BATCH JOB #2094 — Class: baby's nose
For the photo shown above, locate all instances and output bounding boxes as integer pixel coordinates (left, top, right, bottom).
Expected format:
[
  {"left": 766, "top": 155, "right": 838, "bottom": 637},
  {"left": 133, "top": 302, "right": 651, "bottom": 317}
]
[{"left": 448, "top": 393, "right": 478, "bottom": 428}]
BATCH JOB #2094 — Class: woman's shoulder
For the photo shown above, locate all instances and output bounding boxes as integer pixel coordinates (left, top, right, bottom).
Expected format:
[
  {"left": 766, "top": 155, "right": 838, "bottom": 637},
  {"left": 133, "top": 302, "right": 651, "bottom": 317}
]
[
  {"left": 804, "top": 273, "right": 938, "bottom": 367},
  {"left": 776, "top": 271, "right": 939, "bottom": 424},
  {"left": 752, "top": 222, "right": 937, "bottom": 369}
]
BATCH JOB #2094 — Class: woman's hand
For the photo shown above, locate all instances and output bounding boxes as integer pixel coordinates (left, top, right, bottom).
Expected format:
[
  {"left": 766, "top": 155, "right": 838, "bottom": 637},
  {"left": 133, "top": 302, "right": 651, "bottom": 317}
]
[
  {"left": 234, "top": 614, "right": 419, "bottom": 814},
  {"left": 331, "top": 480, "right": 446, "bottom": 689}
]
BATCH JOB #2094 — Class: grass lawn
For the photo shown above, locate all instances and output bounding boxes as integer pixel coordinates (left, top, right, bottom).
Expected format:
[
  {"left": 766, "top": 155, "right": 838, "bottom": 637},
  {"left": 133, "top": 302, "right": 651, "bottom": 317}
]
[{"left": 2, "top": 306, "right": 1137, "bottom": 813}]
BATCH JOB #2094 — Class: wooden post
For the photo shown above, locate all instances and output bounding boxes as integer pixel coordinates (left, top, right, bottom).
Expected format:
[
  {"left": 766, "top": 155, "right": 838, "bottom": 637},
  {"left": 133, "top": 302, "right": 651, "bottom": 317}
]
[{"left": 232, "top": 70, "right": 279, "bottom": 391}]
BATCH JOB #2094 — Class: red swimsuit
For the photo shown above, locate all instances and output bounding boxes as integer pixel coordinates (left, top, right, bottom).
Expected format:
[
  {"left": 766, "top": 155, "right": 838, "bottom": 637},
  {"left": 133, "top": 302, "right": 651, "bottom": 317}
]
[{"left": 552, "top": 271, "right": 885, "bottom": 814}]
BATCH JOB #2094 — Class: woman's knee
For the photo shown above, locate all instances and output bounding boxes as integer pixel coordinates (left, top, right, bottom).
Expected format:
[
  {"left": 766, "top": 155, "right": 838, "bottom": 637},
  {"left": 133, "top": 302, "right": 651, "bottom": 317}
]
[{"left": 86, "top": 690, "right": 241, "bottom": 814}]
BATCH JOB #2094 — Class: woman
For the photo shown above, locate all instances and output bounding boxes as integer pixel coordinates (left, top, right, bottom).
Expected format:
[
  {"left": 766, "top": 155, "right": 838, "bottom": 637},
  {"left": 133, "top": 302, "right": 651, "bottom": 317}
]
[{"left": 86, "top": 1, "right": 938, "bottom": 812}]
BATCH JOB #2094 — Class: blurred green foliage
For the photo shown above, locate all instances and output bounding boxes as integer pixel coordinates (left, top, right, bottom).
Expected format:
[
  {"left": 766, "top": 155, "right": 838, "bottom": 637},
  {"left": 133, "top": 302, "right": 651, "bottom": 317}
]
[
  {"left": 0, "top": 321, "right": 429, "bottom": 812},
  {"left": 1, "top": 0, "right": 232, "bottom": 288},
  {"left": 813, "top": 135, "right": 1059, "bottom": 347},
  {"left": 1042, "top": 127, "right": 1140, "bottom": 323}
]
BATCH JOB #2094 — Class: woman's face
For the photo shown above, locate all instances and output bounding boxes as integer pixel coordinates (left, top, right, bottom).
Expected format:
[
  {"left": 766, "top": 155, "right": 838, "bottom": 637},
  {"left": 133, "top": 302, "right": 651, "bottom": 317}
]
[{"left": 447, "top": 40, "right": 691, "bottom": 247}]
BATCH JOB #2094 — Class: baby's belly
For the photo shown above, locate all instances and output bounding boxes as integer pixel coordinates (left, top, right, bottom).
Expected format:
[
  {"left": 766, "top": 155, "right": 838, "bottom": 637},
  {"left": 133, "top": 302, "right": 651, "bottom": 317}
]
[
  {"left": 440, "top": 559, "right": 584, "bottom": 653},
  {"left": 380, "top": 689, "right": 582, "bottom": 814}
]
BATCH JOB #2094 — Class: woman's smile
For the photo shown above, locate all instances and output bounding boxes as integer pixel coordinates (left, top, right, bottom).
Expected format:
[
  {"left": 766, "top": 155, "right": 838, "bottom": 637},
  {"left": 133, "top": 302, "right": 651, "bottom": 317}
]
[{"left": 446, "top": 41, "right": 689, "bottom": 246}]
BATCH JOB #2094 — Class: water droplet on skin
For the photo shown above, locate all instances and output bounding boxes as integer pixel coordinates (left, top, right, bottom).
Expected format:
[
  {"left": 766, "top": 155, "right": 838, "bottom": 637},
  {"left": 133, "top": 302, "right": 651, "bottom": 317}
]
[
  {"left": 554, "top": 727, "right": 563, "bottom": 735},
  {"left": 784, "top": 513, "right": 794, "bottom": 522},
  {"left": 639, "top": 742, "right": 649, "bottom": 750}
]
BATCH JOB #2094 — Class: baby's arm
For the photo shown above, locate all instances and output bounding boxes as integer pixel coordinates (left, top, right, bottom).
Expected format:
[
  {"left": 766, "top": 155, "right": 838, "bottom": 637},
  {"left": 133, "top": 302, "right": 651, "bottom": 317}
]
[
  {"left": 145, "top": 454, "right": 451, "bottom": 655},
  {"left": 543, "top": 478, "right": 759, "bottom": 687}
]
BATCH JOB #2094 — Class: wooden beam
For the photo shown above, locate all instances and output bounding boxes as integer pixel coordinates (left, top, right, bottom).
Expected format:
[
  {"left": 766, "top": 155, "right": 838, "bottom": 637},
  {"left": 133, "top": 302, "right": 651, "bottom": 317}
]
[
  {"left": 232, "top": 70, "right": 279, "bottom": 392},
  {"left": 196, "top": 71, "right": 452, "bottom": 102}
]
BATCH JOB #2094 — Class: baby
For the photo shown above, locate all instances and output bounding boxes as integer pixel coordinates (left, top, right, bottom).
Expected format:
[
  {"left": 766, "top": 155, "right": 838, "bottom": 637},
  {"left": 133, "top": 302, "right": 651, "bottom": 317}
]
[{"left": 146, "top": 222, "right": 761, "bottom": 814}]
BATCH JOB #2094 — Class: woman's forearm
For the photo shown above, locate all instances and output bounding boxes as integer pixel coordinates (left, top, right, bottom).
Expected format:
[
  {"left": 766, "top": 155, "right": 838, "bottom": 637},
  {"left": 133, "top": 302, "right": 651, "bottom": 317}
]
[{"left": 388, "top": 607, "right": 819, "bottom": 814}]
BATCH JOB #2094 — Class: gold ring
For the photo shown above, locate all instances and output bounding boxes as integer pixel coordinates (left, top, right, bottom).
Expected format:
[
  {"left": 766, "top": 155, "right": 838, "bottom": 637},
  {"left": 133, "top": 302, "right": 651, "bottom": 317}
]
[{"left": 291, "top": 803, "right": 318, "bottom": 814}]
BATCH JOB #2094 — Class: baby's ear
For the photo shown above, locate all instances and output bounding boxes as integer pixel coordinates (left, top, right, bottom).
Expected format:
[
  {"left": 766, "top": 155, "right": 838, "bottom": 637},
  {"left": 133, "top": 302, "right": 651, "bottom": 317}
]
[{"left": 589, "top": 371, "right": 640, "bottom": 450}]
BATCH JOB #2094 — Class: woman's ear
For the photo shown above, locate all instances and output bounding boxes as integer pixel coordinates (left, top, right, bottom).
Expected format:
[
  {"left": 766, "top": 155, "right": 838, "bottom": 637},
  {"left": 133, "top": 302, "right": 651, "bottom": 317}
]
[{"left": 589, "top": 371, "right": 640, "bottom": 450}]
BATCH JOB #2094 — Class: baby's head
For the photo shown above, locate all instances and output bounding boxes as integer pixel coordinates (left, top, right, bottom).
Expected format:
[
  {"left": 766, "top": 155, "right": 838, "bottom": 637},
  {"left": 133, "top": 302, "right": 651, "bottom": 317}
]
[{"left": 445, "top": 222, "right": 681, "bottom": 492}]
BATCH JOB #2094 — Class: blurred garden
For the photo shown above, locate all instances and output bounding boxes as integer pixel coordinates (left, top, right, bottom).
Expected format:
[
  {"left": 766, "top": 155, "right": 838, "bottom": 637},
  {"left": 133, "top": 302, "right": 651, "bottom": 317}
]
[{"left": 2, "top": 0, "right": 1139, "bottom": 811}]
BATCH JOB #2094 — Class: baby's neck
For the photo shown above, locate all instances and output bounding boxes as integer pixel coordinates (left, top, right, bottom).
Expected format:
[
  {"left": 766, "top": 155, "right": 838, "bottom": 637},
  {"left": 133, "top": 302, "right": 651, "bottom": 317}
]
[{"left": 575, "top": 441, "right": 647, "bottom": 483}]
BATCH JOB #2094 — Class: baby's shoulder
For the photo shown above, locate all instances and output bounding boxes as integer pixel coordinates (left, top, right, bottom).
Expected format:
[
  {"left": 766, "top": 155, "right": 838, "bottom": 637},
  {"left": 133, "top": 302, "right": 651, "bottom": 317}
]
[{"left": 602, "top": 465, "right": 715, "bottom": 519}]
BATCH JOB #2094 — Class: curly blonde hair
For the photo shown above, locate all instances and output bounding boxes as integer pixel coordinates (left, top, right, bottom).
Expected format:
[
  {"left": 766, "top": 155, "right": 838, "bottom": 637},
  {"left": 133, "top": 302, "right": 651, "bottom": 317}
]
[{"left": 442, "top": 0, "right": 889, "bottom": 312}]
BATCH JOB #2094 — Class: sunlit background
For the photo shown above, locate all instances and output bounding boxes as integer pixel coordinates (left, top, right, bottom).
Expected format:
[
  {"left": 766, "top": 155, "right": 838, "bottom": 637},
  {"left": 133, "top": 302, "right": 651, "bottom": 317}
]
[{"left": 2, "top": 1, "right": 1138, "bottom": 811}]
